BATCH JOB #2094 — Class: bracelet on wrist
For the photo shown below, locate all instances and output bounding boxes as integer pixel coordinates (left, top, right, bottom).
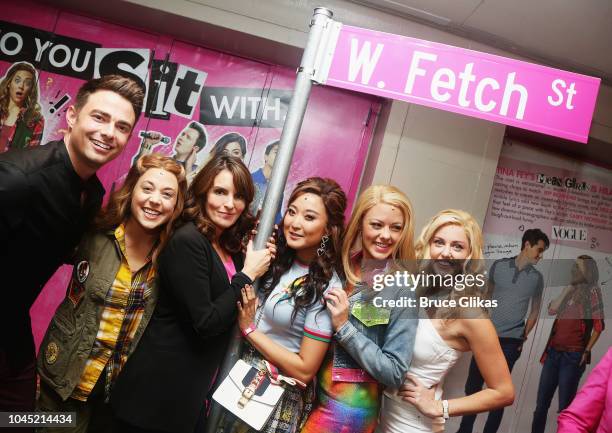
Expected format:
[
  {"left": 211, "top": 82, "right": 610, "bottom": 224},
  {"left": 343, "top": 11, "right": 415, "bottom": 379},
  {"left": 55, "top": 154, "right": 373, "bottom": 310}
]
[
  {"left": 241, "top": 323, "right": 256, "bottom": 337},
  {"left": 442, "top": 399, "right": 450, "bottom": 419}
]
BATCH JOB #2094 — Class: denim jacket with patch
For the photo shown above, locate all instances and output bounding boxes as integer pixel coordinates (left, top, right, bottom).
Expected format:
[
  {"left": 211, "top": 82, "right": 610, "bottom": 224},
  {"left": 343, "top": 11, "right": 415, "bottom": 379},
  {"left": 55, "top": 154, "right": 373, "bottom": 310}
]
[{"left": 332, "top": 282, "right": 418, "bottom": 388}]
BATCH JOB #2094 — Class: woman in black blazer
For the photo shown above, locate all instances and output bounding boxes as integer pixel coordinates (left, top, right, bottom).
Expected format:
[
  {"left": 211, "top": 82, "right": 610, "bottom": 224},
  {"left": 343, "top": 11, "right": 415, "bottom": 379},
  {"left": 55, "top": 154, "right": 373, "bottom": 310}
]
[{"left": 111, "top": 155, "right": 273, "bottom": 433}]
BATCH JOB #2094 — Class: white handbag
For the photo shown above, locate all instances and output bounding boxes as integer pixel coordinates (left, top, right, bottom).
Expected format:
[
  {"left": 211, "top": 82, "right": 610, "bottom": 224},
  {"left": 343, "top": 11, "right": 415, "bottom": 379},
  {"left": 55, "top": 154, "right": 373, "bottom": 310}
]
[{"left": 213, "top": 359, "right": 305, "bottom": 431}]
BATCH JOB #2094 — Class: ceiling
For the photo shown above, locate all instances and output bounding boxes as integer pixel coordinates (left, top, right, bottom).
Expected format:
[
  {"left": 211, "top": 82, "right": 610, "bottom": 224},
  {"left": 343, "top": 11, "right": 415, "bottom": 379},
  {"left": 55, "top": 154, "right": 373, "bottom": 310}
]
[
  {"left": 349, "top": 0, "right": 612, "bottom": 85},
  {"left": 39, "top": 0, "right": 612, "bottom": 84}
]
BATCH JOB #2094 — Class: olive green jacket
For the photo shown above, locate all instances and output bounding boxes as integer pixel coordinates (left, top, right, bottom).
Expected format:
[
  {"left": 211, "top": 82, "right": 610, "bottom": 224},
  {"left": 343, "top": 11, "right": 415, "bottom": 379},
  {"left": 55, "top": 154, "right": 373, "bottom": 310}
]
[{"left": 36, "top": 230, "right": 158, "bottom": 401}]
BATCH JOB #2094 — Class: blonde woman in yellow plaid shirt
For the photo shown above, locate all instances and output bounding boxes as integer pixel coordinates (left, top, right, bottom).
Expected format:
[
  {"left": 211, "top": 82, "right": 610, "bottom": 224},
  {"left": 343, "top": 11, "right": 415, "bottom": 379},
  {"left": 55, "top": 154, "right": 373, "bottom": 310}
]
[{"left": 37, "top": 153, "right": 188, "bottom": 433}]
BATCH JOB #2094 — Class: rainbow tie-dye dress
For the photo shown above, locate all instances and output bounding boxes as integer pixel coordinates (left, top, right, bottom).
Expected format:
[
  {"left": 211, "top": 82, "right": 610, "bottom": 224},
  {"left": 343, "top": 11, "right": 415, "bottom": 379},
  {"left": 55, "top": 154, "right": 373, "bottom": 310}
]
[{"left": 301, "top": 347, "right": 381, "bottom": 433}]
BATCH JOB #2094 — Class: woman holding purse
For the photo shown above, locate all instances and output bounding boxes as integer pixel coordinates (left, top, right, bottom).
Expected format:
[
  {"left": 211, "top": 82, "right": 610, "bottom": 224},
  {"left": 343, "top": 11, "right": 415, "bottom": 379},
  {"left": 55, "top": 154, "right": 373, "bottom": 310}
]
[{"left": 217, "top": 177, "right": 347, "bottom": 433}]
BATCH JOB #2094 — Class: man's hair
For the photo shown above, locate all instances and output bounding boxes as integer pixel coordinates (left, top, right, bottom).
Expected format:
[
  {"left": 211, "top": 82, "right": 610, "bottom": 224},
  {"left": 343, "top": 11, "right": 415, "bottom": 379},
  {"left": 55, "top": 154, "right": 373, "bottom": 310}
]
[
  {"left": 265, "top": 140, "right": 280, "bottom": 155},
  {"left": 187, "top": 121, "right": 207, "bottom": 151},
  {"left": 521, "top": 228, "right": 550, "bottom": 250},
  {"left": 74, "top": 74, "right": 145, "bottom": 125}
]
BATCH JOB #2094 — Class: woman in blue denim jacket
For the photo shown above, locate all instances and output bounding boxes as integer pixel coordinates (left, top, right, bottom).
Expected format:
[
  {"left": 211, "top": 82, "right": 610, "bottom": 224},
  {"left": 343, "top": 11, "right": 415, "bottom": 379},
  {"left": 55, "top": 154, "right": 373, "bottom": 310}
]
[{"left": 301, "top": 185, "right": 418, "bottom": 433}]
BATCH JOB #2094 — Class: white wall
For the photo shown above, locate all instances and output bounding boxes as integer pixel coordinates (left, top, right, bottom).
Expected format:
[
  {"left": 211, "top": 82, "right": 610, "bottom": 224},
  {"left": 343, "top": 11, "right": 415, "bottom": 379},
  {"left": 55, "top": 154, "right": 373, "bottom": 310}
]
[
  {"left": 592, "top": 84, "right": 612, "bottom": 143},
  {"left": 365, "top": 101, "right": 505, "bottom": 231}
]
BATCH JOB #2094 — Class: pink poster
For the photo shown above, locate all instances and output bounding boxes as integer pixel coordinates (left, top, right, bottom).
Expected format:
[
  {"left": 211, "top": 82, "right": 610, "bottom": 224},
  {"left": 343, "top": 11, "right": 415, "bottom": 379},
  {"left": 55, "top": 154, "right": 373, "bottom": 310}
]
[
  {"left": 0, "top": 1, "right": 380, "bottom": 349},
  {"left": 323, "top": 24, "right": 600, "bottom": 143}
]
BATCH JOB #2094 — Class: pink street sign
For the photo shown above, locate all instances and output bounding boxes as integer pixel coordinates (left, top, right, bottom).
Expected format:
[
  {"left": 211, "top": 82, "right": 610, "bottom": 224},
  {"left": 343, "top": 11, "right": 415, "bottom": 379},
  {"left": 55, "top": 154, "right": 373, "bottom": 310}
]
[{"left": 323, "top": 25, "right": 601, "bottom": 143}]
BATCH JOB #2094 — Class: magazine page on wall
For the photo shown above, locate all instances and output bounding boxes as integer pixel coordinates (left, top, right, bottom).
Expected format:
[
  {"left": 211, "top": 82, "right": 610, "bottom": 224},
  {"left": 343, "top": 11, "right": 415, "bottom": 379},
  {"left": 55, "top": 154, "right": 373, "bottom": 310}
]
[{"left": 442, "top": 139, "right": 611, "bottom": 433}]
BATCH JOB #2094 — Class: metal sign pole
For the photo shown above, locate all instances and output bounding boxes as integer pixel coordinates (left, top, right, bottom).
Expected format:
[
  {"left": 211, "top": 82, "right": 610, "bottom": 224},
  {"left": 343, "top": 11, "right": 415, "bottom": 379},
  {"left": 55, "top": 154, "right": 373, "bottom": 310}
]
[{"left": 205, "top": 7, "right": 334, "bottom": 432}]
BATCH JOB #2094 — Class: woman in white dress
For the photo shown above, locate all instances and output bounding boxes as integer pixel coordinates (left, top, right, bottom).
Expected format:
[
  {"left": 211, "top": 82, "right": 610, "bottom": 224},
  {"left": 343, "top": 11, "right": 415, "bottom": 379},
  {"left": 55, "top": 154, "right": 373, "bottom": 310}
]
[{"left": 378, "top": 209, "right": 515, "bottom": 433}]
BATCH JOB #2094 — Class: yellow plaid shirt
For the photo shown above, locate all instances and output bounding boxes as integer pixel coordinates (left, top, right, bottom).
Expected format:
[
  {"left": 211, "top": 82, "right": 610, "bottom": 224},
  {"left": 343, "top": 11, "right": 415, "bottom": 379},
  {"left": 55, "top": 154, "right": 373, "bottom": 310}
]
[{"left": 72, "top": 225, "right": 155, "bottom": 401}]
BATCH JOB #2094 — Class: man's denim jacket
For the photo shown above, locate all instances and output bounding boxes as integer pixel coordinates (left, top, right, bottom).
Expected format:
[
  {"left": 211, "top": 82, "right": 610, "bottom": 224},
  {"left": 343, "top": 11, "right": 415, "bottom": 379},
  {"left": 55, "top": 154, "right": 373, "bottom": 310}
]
[{"left": 332, "top": 282, "right": 418, "bottom": 388}]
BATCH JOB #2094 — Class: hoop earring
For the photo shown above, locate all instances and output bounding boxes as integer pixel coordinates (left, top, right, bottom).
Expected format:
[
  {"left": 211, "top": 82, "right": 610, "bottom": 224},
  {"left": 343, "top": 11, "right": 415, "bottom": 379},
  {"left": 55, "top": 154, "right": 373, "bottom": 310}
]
[{"left": 317, "top": 235, "right": 329, "bottom": 257}]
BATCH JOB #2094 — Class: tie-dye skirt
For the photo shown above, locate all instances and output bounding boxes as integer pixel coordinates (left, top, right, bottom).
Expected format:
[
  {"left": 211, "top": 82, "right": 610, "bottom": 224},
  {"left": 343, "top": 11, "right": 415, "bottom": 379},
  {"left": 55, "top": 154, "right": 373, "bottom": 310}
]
[{"left": 301, "top": 351, "right": 381, "bottom": 433}]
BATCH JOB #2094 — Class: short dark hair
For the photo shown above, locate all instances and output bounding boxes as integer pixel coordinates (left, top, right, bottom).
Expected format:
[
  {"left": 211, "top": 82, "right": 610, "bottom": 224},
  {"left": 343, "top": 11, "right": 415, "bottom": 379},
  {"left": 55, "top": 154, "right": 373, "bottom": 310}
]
[
  {"left": 187, "top": 121, "right": 207, "bottom": 151},
  {"left": 265, "top": 140, "right": 280, "bottom": 155},
  {"left": 74, "top": 74, "right": 145, "bottom": 125},
  {"left": 521, "top": 228, "right": 550, "bottom": 250},
  {"left": 212, "top": 132, "right": 247, "bottom": 157}
]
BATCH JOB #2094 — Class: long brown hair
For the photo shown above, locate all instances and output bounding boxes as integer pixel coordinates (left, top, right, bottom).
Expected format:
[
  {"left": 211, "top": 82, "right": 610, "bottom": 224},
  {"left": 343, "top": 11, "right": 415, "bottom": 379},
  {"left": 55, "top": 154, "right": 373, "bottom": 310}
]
[
  {"left": 0, "top": 62, "right": 43, "bottom": 126},
  {"left": 183, "top": 154, "right": 255, "bottom": 253},
  {"left": 570, "top": 255, "right": 600, "bottom": 307},
  {"left": 95, "top": 153, "right": 187, "bottom": 264},
  {"left": 263, "top": 177, "right": 347, "bottom": 322}
]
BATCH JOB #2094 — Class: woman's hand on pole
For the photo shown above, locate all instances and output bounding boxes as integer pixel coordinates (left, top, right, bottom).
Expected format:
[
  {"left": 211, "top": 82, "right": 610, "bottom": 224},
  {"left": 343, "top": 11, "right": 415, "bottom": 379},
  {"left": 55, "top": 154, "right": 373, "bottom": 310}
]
[{"left": 242, "top": 239, "right": 272, "bottom": 281}]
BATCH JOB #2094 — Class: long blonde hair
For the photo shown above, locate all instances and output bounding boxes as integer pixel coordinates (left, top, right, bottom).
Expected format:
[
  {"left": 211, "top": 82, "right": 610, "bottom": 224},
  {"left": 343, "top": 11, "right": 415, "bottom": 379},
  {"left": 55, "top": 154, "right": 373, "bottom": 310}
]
[
  {"left": 416, "top": 209, "right": 486, "bottom": 319},
  {"left": 342, "top": 185, "right": 416, "bottom": 285},
  {"left": 416, "top": 209, "right": 484, "bottom": 262}
]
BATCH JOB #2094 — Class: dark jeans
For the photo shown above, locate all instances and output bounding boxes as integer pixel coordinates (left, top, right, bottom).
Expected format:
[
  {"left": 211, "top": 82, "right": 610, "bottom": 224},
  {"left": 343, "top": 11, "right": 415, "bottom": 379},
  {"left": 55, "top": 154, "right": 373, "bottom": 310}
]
[
  {"left": 530, "top": 348, "right": 585, "bottom": 433},
  {"left": 456, "top": 338, "right": 523, "bottom": 433}
]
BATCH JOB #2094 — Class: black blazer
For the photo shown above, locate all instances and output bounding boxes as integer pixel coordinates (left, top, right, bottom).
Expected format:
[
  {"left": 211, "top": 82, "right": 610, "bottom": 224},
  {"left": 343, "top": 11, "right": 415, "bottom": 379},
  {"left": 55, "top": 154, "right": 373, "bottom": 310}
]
[{"left": 111, "top": 222, "right": 251, "bottom": 433}]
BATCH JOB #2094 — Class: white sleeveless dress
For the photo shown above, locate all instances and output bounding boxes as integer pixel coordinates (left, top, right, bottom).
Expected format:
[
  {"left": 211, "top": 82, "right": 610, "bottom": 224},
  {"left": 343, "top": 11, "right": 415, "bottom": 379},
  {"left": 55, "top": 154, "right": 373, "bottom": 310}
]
[{"left": 377, "top": 317, "right": 462, "bottom": 433}]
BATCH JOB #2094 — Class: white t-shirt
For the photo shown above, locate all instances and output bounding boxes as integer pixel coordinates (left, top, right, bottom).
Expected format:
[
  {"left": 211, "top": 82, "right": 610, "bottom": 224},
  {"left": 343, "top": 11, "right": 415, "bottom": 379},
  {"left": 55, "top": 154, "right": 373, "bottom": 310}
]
[{"left": 257, "top": 261, "right": 342, "bottom": 352}]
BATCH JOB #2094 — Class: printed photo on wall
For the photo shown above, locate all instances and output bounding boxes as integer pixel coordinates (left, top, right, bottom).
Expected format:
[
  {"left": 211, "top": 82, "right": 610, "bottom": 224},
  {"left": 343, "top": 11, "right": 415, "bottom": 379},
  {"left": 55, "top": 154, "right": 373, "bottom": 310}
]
[
  {"left": 209, "top": 132, "right": 247, "bottom": 161},
  {"left": 2, "top": 2, "right": 378, "bottom": 358},
  {"left": 131, "top": 121, "right": 208, "bottom": 183},
  {"left": 250, "top": 139, "right": 283, "bottom": 223},
  {"left": 0, "top": 61, "right": 45, "bottom": 152}
]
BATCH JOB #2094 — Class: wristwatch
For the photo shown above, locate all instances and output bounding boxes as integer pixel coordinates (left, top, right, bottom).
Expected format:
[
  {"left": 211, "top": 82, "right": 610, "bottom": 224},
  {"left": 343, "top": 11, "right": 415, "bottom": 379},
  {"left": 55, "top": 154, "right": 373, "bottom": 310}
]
[{"left": 442, "top": 400, "right": 450, "bottom": 420}]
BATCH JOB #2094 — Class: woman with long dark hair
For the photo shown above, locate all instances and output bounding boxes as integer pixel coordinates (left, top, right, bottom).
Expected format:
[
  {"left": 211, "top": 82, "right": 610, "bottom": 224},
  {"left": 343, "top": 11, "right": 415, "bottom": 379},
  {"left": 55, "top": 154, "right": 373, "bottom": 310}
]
[
  {"left": 37, "top": 154, "right": 187, "bottom": 433},
  {"left": 0, "top": 62, "right": 44, "bottom": 152},
  {"left": 111, "top": 155, "right": 274, "bottom": 433},
  {"left": 211, "top": 132, "right": 247, "bottom": 160},
  {"left": 218, "top": 177, "right": 347, "bottom": 433}
]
